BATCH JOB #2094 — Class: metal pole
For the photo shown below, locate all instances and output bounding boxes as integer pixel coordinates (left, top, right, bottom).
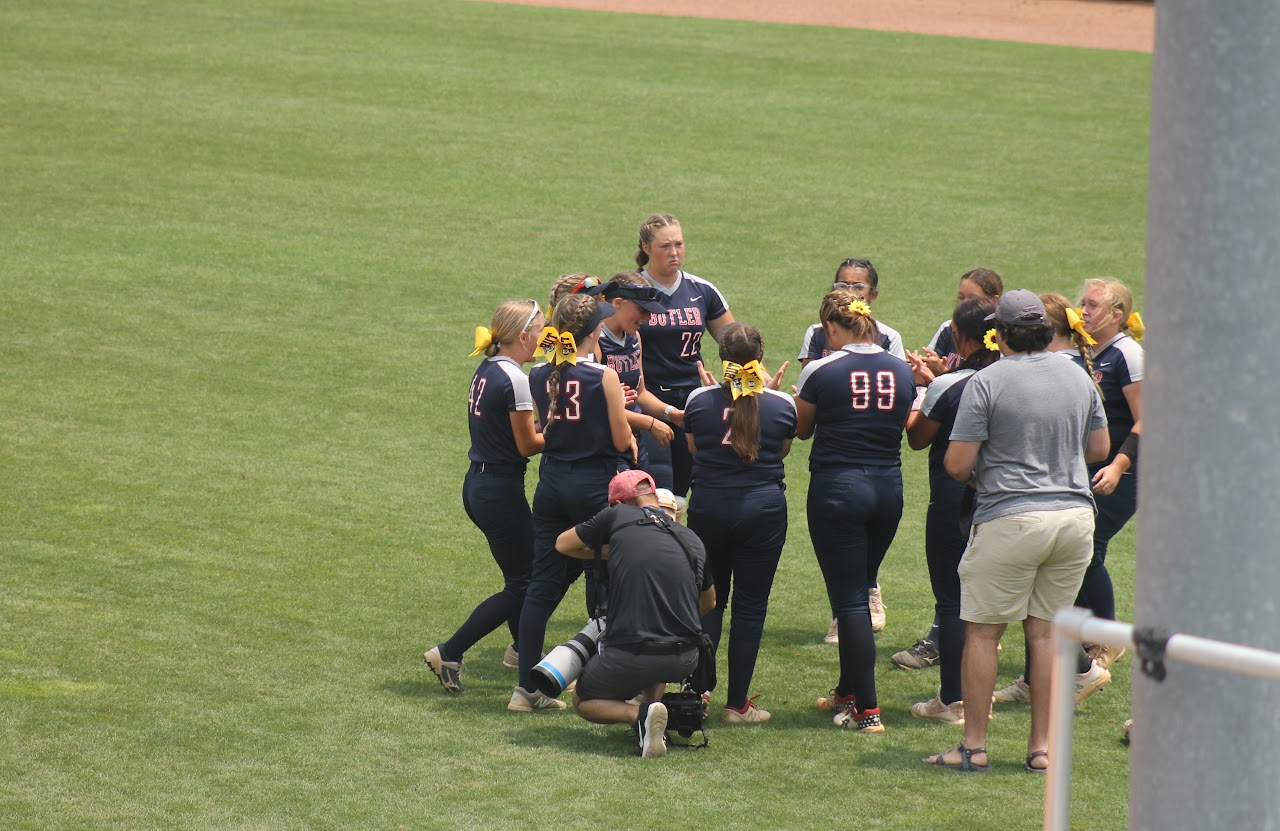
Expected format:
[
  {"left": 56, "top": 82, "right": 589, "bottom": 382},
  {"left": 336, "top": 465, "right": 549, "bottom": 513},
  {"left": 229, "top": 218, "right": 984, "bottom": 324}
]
[{"left": 1135, "top": 2, "right": 1280, "bottom": 829}]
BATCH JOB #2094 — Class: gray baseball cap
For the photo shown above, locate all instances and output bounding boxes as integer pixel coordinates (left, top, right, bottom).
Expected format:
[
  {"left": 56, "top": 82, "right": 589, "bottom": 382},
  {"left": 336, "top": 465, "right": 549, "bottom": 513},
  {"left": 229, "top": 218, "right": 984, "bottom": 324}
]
[{"left": 985, "top": 289, "right": 1047, "bottom": 327}]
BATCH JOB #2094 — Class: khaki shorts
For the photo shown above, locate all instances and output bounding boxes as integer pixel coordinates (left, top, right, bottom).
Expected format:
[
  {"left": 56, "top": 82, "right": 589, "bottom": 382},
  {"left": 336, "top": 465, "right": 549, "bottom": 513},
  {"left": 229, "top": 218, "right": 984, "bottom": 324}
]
[{"left": 958, "top": 507, "right": 1094, "bottom": 625}]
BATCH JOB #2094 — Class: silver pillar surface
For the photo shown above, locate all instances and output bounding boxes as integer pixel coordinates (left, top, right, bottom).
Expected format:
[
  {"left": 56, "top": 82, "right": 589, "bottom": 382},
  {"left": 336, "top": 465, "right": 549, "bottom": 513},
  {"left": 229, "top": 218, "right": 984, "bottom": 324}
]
[{"left": 1132, "top": 2, "right": 1280, "bottom": 829}]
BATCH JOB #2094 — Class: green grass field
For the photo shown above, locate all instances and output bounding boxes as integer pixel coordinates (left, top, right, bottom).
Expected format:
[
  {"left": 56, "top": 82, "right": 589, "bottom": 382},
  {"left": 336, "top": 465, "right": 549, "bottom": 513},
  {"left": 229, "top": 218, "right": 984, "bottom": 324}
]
[{"left": 1, "top": 1, "right": 1148, "bottom": 828}]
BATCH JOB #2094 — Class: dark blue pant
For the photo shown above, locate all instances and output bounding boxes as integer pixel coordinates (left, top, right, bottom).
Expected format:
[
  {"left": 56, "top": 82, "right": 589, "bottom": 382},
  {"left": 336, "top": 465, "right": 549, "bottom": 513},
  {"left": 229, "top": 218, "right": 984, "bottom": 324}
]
[
  {"left": 440, "top": 464, "right": 533, "bottom": 662},
  {"left": 807, "top": 465, "right": 903, "bottom": 711},
  {"left": 925, "top": 476, "right": 967, "bottom": 704},
  {"left": 517, "top": 457, "right": 615, "bottom": 692},
  {"left": 640, "top": 385, "right": 696, "bottom": 497},
  {"left": 1075, "top": 468, "right": 1137, "bottom": 621},
  {"left": 688, "top": 482, "right": 787, "bottom": 710}
]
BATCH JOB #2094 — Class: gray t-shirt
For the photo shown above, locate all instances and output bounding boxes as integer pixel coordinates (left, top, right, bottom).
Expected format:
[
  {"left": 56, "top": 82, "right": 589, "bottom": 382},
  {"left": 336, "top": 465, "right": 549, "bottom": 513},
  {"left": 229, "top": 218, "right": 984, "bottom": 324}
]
[{"left": 950, "top": 352, "right": 1108, "bottom": 524}]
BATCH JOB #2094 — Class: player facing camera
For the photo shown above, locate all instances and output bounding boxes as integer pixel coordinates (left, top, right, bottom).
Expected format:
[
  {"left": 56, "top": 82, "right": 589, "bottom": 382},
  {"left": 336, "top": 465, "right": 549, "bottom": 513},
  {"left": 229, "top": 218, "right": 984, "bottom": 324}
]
[{"left": 555, "top": 470, "right": 716, "bottom": 758}]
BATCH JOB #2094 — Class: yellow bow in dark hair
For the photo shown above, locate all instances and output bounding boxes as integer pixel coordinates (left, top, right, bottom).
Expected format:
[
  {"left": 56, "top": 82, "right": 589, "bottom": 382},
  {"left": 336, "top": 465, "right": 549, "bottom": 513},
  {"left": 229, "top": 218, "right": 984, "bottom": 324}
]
[
  {"left": 1065, "top": 308, "right": 1098, "bottom": 346},
  {"left": 723, "top": 360, "right": 765, "bottom": 400},
  {"left": 537, "top": 326, "right": 578, "bottom": 365},
  {"left": 469, "top": 326, "right": 495, "bottom": 357},
  {"left": 1125, "top": 312, "right": 1145, "bottom": 340}
]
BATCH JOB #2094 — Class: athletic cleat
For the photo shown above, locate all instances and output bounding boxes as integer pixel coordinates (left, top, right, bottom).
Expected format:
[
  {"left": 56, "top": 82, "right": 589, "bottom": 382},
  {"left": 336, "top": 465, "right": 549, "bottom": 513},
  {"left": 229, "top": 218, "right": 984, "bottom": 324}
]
[
  {"left": 507, "top": 686, "right": 567, "bottom": 712},
  {"left": 869, "top": 586, "right": 886, "bottom": 633},
  {"left": 993, "top": 676, "right": 1031, "bottom": 704},
  {"left": 836, "top": 706, "right": 885, "bottom": 733},
  {"left": 1087, "top": 643, "right": 1127, "bottom": 671},
  {"left": 892, "top": 639, "right": 940, "bottom": 670},
  {"left": 502, "top": 642, "right": 519, "bottom": 669},
  {"left": 910, "top": 695, "right": 965, "bottom": 724},
  {"left": 721, "top": 696, "right": 771, "bottom": 725},
  {"left": 423, "top": 646, "right": 465, "bottom": 694},
  {"left": 817, "top": 689, "right": 857, "bottom": 722},
  {"left": 824, "top": 618, "right": 840, "bottom": 645},
  {"left": 638, "top": 702, "right": 669, "bottom": 758},
  {"left": 1075, "top": 660, "right": 1112, "bottom": 703}
]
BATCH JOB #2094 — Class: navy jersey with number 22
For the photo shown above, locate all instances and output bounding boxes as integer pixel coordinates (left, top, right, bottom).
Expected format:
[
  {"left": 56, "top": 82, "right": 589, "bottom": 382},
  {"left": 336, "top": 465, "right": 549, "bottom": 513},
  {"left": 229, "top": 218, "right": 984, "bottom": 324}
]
[{"left": 638, "top": 270, "right": 730, "bottom": 390}]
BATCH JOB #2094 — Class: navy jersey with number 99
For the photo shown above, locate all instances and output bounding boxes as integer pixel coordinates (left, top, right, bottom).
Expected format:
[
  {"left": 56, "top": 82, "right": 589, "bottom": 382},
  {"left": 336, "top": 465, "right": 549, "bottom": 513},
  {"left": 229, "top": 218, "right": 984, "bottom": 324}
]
[{"left": 795, "top": 344, "right": 915, "bottom": 468}]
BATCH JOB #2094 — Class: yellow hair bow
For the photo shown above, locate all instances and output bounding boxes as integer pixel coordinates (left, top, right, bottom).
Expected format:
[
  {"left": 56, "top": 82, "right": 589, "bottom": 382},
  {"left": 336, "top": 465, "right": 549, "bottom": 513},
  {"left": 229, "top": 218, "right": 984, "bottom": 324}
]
[
  {"left": 469, "top": 326, "right": 495, "bottom": 357},
  {"left": 537, "top": 326, "right": 578, "bottom": 365},
  {"left": 983, "top": 329, "right": 1000, "bottom": 352},
  {"left": 723, "top": 359, "right": 765, "bottom": 399},
  {"left": 1125, "top": 311, "right": 1145, "bottom": 340},
  {"left": 847, "top": 299, "right": 872, "bottom": 317},
  {"left": 1065, "top": 308, "right": 1098, "bottom": 346}
]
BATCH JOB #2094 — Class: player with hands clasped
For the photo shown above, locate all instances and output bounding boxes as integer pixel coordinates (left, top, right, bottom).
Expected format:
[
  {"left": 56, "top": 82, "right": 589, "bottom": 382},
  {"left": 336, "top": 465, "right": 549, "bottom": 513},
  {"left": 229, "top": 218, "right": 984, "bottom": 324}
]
[{"left": 424, "top": 300, "right": 546, "bottom": 696}]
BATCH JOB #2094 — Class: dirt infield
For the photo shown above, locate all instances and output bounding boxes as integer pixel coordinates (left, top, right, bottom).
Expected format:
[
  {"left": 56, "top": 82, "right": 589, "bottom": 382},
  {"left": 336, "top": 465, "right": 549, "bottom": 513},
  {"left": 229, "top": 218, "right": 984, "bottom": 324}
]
[{"left": 470, "top": 0, "right": 1154, "bottom": 52}]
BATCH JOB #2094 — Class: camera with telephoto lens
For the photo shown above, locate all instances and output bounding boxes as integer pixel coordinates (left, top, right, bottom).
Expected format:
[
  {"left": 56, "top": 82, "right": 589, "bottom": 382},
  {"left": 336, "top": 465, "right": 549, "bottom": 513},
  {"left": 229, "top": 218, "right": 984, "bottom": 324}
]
[
  {"left": 662, "top": 685, "right": 709, "bottom": 747},
  {"left": 530, "top": 618, "right": 605, "bottom": 697}
]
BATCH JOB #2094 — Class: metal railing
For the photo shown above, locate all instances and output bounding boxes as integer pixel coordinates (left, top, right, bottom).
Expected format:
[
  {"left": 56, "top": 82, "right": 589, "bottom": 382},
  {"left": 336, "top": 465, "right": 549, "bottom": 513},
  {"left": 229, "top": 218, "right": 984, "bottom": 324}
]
[{"left": 1045, "top": 607, "right": 1280, "bottom": 831}]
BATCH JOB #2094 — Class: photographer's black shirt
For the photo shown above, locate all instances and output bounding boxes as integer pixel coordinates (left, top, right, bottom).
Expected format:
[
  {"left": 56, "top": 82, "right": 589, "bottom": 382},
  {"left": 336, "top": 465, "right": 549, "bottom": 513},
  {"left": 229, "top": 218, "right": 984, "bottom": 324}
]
[{"left": 574, "top": 505, "right": 710, "bottom": 649}]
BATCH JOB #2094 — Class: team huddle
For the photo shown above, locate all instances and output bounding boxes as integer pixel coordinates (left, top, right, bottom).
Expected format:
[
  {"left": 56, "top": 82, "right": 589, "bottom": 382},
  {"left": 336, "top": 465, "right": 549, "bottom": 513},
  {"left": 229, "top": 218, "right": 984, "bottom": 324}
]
[{"left": 427, "top": 213, "right": 1144, "bottom": 768}]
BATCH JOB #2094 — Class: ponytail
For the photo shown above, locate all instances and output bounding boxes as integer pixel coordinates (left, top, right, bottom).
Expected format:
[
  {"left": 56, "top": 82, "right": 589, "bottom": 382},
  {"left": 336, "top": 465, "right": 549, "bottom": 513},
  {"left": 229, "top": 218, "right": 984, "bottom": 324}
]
[
  {"left": 544, "top": 294, "right": 597, "bottom": 428},
  {"left": 635, "top": 213, "right": 679, "bottom": 270},
  {"left": 716, "top": 322, "right": 766, "bottom": 464}
]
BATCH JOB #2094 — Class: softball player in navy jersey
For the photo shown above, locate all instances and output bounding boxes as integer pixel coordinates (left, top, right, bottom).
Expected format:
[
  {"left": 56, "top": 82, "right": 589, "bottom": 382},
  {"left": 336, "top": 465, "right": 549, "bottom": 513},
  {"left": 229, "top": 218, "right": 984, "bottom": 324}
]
[
  {"left": 795, "top": 291, "right": 914, "bottom": 733},
  {"left": 634, "top": 213, "right": 734, "bottom": 497},
  {"left": 578, "top": 272, "right": 678, "bottom": 471},
  {"left": 1074, "top": 277, "right": 1143, "bottom": 670},
  {"left": 423, "top": 299, "right": 546, "bottom": 695},
  {"left": 512, "top": 294, "right": 632, "bottom": 712},
  {"left": 920, "top": 268, "right": 1003, "bottom": 377},
  {"left": 684, "top": 322, "right": 797, "bottom": 725},
  {"left": 798, "top": 258, "right": 906, "bottom": 365},
  {"left": 900, "top": 298, "right": 999, "bottom": 722}
]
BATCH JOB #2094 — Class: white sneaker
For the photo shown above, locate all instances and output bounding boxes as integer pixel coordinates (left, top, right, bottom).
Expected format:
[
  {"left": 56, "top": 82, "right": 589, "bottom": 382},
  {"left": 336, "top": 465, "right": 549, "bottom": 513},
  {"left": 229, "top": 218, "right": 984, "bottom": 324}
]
[
  {"left": 869, "top": 586, "right": 886, "bottom": 633},
  {"left": 910, "top": 695, "right": 964, "bottom": 724},
  {"left": 993, "top": 676, "right": 1031, "bottom": 704},
  {"left": 721, "top": 696, "right": 771, "bottom": 725},
  {"left": 1075, "top": 660, "right": 1112, "bottom": 704},
  {"left": 507, "top": 686, "right": 566, "bottom": 712},
  {"left": 824, "top": 618, "right": 839, "bottom": 645},
  {"left": 638, "top": 702, "right": 669, "bottom": 758}
]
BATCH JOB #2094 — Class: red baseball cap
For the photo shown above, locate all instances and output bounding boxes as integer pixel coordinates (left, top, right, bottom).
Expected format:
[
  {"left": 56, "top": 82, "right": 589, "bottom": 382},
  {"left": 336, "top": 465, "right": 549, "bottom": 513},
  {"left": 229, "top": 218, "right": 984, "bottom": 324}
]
[{"left": 608, "top": 469, "right": 656, "bottom": 505}]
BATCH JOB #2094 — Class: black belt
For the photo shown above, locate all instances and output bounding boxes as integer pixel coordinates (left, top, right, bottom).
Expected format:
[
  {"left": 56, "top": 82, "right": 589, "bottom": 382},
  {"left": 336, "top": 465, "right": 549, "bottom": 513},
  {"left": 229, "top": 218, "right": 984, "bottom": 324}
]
[
  {"left": 471, "top": 461, "right": 524, "bottom": 474},
  {"left": 614, "top": 641, "right": 694, "bottom": 656}
]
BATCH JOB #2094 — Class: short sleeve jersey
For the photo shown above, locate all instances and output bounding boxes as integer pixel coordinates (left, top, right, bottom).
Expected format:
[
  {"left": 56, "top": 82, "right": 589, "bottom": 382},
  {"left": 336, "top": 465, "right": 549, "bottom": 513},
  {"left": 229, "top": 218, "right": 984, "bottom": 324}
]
[
  {"left": 951, "top": 351, "right": 1108, "bottom": 523},
  {"left": 919, "top": 367, "right": 979, "bottom": 484},
  {"left": 683, "top": 386, "right": 798, "bottom": 488},
  {"left": 530, "top": 360, "right": 616, "bottom": 462},
  {"left": 574, "top": 504, "right": 712, "bottom": 647},
  {"left": 638, "top": 270, "right": 730, "bottom": 390},
  {"left": 467, "top": 356, "right": 535, "bottom": 468},
  {"left": 599, "top": 328, "right": 644, "bottom": 414},
  {"left": 927, "top": 321, "right": 962, "bottom": 371},
  {"left": 795, "top": 344, "right": 916, "bottom": 468},
  {"left": 1073, "top": 332, "right": 1144, "bottom": 468},
  {"left": 798, "top": 321, "right": 906, "bottom": 362}
]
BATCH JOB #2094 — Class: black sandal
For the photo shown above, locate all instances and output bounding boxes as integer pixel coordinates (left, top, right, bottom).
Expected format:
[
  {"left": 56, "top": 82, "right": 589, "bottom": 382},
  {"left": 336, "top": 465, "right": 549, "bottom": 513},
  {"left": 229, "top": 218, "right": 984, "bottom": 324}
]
[
  {"left": 1025, "top": 749, "right": 1049, "bottom": 774},
  {"left": 924, "top": 743, "right": 992, "bottom": 772}
]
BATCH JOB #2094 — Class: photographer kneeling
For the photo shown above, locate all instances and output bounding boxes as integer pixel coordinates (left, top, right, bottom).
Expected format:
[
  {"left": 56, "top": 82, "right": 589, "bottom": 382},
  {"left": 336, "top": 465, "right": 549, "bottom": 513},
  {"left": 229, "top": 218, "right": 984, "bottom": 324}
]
[{"left": 555, "top": 470, "right": 716, "bottom": 758}]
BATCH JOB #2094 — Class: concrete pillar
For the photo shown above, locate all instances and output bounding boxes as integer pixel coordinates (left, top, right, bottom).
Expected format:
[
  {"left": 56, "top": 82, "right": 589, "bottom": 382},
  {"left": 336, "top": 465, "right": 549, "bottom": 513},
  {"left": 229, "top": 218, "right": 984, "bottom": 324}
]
[{"left": 1132, "top": 2, "right": 1280, "bottom": 829}]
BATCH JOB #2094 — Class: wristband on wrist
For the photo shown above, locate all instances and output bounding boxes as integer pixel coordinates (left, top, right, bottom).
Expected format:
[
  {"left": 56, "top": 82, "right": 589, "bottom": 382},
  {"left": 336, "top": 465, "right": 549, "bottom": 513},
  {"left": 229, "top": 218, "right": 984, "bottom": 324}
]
[
  {"left": 649, "top": 416, "right": 656, "bottom": 430},
  {"left": 1118, "top": 433, "right": 1139, "bottom": 463},
  {"left": 663, "top": 404, "right": 674, "bottom": 418}
]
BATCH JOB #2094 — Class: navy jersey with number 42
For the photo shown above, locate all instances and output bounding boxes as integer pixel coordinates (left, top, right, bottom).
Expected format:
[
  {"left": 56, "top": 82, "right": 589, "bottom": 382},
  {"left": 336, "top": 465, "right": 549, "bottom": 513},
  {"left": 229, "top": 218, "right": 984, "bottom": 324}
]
[
  {"left": 638, "top": 270, "right": 729, "bottom": 390},
  {"left": 530, "top": 361, "right": 618, "bottom": 463},
  {"left": 467, "top": 356, "right": 536, "bottom": 468},
  {"left": 684, "top": 386, "right": 798, "bottom": 488},
  {"left": 795, "top": 344, "right": 915, "bottom": 468}
]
